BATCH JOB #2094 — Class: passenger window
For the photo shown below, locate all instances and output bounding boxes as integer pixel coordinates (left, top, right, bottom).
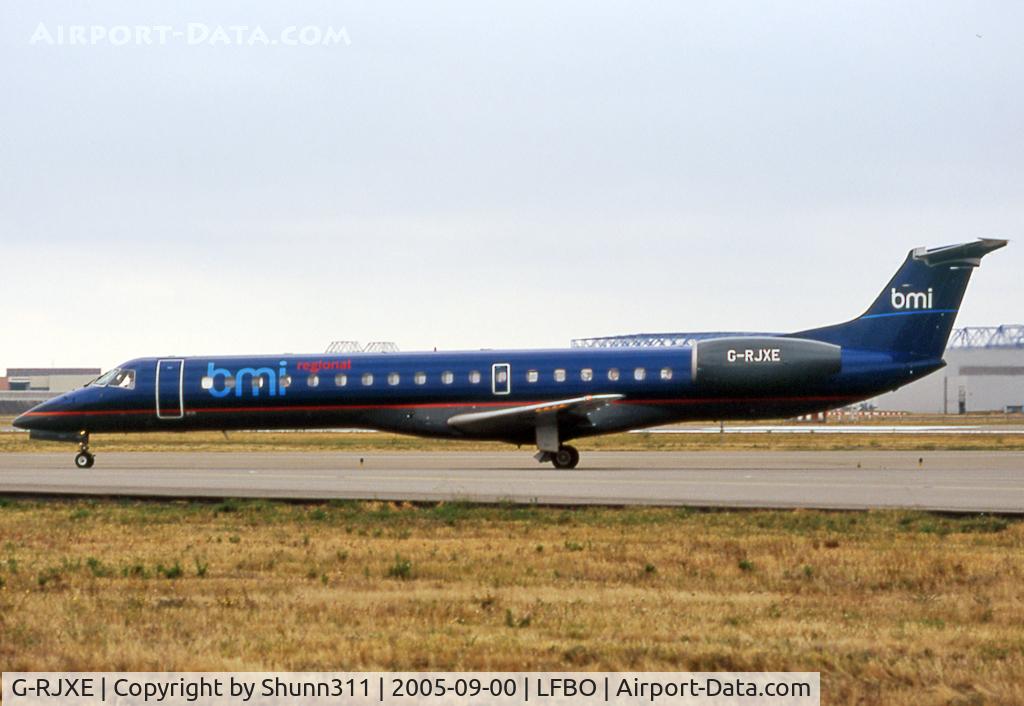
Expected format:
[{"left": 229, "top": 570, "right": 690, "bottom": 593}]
[
  {"left": 307, "top": 374, "right": 319, "bottom": 388},
  {"left": 362, "top": 372, "right": 374, "bottom": 386},
  {"left": 608, "top": 368, "right": 620, "bottom": 381},
  {"left": 111, "top": 369, "right": 135, "bottom": 389},
  {"left": 388, "top": 372, "right": 400, "bottom": 386},
  {"left": 442, "top": 371, "right": 454, "bottom": 384},
  {"left": 660, "top": 367, "right": 673, "bottom": 381},
  {"left": 580, "top": 368, "right": 593, "bottom": 382},
  {"left": 335, "top": 374, "right": 347, "bottom": 387},
  {"left": 527, "top": 370, "right": 539, "bottom": 383},
  {"left": 634, "top": 367, "right": 646, "bottom": 381},
  {"left": 469, "top": 370, "right": 481, "bottom": 384},
  {"left": 253, "top": 375, "right": 266, "bottom": 389},
  {"left": 414, "top": 372, "right": 426, "bottom": 385},
  {"left": 554, "top": 369, "right": 566, "bottom": 382},
  {"left": 201, "top": 376, "right": 213, "bottom": 390},
  {"left": 280, "top": 375, "right": 292, "bottom": 389}
]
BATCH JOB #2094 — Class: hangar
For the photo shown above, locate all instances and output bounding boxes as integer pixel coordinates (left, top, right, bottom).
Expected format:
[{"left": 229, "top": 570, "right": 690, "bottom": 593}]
[
  {"left": 0, "top": 367, "right": 100, "bottom": 415},
  {"left": 871, "top": 325, "right": 1024, "bottom": 414},
  {"left": 2, "top": 367, "right": 100, "bottom": 392}
]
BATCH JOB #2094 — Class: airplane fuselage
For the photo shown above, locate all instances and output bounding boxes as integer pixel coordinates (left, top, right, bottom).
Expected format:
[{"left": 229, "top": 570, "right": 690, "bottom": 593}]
[
  {"left": 17, "top": 345, "right": 937, "bottom": 443},
  {"left": 14, "top": 238, "right": 1006, "bottom": 469}
]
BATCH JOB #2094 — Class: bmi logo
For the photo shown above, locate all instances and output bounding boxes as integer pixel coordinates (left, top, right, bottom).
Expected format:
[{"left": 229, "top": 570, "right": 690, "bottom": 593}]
[
  {"left": 890, "top": 287, "right": 933, "bottom": 310},
  {"left": 206, "top": 361, "right": 287, "bottom": 398}
]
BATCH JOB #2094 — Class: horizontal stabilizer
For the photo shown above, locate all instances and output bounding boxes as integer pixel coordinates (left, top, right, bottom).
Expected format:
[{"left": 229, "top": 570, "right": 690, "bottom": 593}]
[
  {"left": 794, "top": 237, "right": 1008, "bottom": 357},
  {"left": 913, "top": 238, "right": 1007, "bottom": 267}
]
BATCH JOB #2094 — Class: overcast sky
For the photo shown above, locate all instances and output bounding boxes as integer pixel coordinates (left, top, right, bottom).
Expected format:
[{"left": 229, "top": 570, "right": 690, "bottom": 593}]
[{"left": 1, "top": 1, "right": 1020, "bottom": 370}]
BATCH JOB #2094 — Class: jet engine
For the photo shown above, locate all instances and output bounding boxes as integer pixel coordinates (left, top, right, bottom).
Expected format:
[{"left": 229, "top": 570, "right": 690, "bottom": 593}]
[{"left": 691, "top": 336, "right": 842, "bottom": 392}]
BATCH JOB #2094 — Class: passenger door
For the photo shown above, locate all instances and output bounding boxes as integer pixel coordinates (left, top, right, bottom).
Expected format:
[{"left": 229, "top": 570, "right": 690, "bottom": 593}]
[{"left": 156, "top": 359, "right": 184, "bottom": 419}]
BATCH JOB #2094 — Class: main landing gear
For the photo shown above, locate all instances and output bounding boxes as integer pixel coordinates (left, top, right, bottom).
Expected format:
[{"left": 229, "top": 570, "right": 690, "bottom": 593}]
[
  {"left": 535, "top": 445, "right": 580, "bottom": 469},
  {"left": 74, "top": 434, "right": 95, "bottom": 469},
  {"left": 533, "top": 419, "right": 580, "bottom": 469},
  {"left": 552, "top": 445, "right": 580, "bottom": 470}
]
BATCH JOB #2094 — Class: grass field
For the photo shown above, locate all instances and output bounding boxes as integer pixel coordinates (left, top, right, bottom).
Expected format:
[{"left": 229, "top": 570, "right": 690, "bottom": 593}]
[
  {"left": 4, "top": 413, "right": 1024, "bottom": 454},
  {"left": 0, "top": 498, "right": 1022, "bottom": 705},
  {"left": 3, "top": 429, "right": 1024, "bottom": 454}
]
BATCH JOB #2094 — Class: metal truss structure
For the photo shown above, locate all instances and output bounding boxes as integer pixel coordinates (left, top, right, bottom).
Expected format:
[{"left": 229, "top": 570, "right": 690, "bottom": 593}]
[
  {"left": 571, "top": 332, "right": 759, "bottom": 349},
  {"left": 947, "top": 325, "right": 1024, "bottom": 349},
  {"left": 572, "top": 326, "right": 1024, "bottom": 350},
  {"left": 325, "top": 341, "right": 400, "bottom": 353}
]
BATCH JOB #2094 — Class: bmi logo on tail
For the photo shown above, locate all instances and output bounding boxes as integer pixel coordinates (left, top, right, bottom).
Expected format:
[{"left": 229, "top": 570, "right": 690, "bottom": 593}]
[{"left": 890, "top": 287, "right": 933, "bottom": 310}]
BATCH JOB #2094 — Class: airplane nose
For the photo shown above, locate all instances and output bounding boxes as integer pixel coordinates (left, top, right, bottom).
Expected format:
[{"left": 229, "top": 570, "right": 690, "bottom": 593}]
[
  {"left": 12, "top": 395, "right": 67, "bottom": 431},
  {"left": 12, "top": 412, "right": 36, "bottom": 430},
  {"left": 12, "top": 396, "right": 82, "bottom": 436}
]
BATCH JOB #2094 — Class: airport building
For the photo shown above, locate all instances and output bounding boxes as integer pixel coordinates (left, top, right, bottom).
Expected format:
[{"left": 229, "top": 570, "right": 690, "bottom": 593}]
[
  {"left": 870, "top": 326, "right": 1024, "bottom": 414},
  {"left": 0, "top": 367, "right": 100, "bottom": 415},
  {"left": 571, "top": 325, "right": 1024, "bottom": 414},
  {"left": 4, "top": 367, "right": 101, "bottom": 392}
]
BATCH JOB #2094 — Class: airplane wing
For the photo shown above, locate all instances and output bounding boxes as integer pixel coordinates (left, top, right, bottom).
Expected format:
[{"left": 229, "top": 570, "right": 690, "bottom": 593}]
[{"left": 447, "top": 394, "right": 624, "bottom": 441}]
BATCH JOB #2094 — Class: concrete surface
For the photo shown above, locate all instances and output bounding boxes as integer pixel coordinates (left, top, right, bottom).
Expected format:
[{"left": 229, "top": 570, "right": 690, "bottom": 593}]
[{"left": 1, "top": 451, "right": 1023, "bottom": 512}]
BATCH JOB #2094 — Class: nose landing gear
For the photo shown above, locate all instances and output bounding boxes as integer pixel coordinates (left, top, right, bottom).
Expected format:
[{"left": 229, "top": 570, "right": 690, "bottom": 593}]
[{"left": 74, "top": 434, "right": 94, "bottom": 469}]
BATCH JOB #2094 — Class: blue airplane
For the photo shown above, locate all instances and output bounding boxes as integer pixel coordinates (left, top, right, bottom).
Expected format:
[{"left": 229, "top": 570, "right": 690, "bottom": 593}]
[{"left": 14, "top": 239, "right": 1007, "bottom": 469}]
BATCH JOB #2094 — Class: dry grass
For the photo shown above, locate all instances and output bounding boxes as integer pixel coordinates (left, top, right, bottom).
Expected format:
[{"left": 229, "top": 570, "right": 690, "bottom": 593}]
[
  {"left": 4, "top": 412, "right": 1023, "bottom": 453},
  {"left": 0, "top": 412, "right": 1016, "bottom": 428},
  {"left": 3, "top": 429, "right": 1024, "bottom": 453},
  {"left": 0, "top": 498, "right": 1022, "bottom": 705}
]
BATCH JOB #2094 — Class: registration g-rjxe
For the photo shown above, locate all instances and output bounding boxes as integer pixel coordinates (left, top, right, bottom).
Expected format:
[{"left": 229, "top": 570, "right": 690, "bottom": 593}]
[{"left": 10, "top": 678, "right": 98, "bottom": 698}]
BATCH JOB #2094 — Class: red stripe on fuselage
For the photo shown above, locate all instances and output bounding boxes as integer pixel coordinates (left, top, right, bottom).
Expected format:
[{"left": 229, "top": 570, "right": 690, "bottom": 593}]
[{"left": 21, "top": 394, "right": 857, "bottom": 417}]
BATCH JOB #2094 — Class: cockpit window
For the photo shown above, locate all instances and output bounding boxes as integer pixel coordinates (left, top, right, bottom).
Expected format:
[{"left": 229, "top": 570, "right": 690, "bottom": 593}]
[
  {"left": 111, "top": 369, "right": 136, "bottom": 389},
  {"left": 90, "top": 369, "right": 121, "bottom": 387},
  {"left": 90, "top": 368, "right": 135, "bottom": 389}
]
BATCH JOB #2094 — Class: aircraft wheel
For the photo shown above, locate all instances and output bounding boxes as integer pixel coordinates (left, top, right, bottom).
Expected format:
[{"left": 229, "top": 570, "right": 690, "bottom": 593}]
[
  {"left": 75, "top": 452, "right": 95, "bottom": 469},
  {"left": 552, "top": 445, "right": 579, "bottom": 470}
]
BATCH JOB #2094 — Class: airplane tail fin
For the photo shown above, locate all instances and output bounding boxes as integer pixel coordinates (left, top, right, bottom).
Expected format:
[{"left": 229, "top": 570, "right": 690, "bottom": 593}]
[{"left": 792, "top": 238, "right": 1007, "bottom": 358}]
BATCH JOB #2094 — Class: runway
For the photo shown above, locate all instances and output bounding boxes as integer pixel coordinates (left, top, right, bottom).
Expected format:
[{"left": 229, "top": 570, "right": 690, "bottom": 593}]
[{"left": 1, "top": 450, "right": 1023, "bottom": 512}]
